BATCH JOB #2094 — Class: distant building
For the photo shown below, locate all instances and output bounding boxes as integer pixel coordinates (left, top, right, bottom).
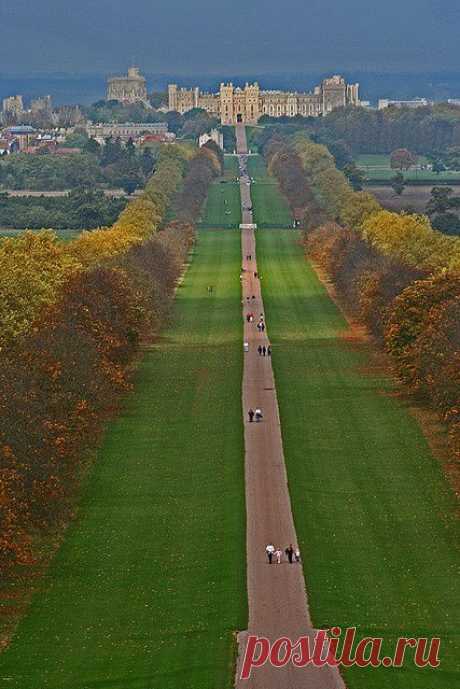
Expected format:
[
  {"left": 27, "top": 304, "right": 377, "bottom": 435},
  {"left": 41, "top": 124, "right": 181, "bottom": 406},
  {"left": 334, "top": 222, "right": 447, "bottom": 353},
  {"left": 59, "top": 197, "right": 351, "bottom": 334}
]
[
  {"left": 106, "top": 67, "right": 149, "bottom": 104},
  {"left": 199, "top": 129, "right": 224, "bottom": 149},
  {"left": 5, "top": 125, "right": 36, "bottom": 151},
  {"left": 2, "top": 95, "right": 23, "bottom": 117},
  {"left": 168, "top": 75, "right": 360, "bottom": 125},
  {"left": 31, "top": 95, "right": 53, "bottom": 113},
  {"left": 378, "top": 98, "right": 431, "bottom": 110},
  {"left": 86, "top": 121, "right": 168, "bottom": 143},
  {"left": 0, "top": 138, "right": 11, "bottom": 155}
]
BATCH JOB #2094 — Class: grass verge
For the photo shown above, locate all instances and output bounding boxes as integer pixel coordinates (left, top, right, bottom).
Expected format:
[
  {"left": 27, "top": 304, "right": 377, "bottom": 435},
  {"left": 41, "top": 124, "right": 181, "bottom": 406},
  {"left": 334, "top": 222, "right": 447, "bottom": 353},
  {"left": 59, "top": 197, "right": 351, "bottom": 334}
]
[
  {"left": 256, "top": 229, "right": 459, "bottom": 689},
  {"left": 247, "top": 156, "right": 293, "bottom": 228},
  {"left": 199, "top": 157, "right": 241, "bottom": 228},
  {"left": 0, "top": 230, "right": 247, "bottom": 689}
]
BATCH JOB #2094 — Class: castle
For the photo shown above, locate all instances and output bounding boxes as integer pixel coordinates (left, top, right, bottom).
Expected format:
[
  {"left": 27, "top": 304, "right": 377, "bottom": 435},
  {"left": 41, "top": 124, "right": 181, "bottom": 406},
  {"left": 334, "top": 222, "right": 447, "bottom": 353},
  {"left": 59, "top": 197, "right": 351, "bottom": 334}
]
[
  {"left": 168, "top": 75, "right": 360, "bottom": 124},
  {"left": 107, "top": 67, "right": 148, "bottom": 105}
]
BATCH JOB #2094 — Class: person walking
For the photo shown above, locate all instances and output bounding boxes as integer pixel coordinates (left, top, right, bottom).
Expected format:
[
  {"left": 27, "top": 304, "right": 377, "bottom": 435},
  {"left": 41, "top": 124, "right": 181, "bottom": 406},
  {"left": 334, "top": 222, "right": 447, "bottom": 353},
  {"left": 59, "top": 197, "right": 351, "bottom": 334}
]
[
  {"left": 285, "top": 544, "right": 294, "bottom": 564},
  {"left": 262, "top": 345, "right": 266, "bottom": 356},
  {"left": 248, "top": 408, "right": 255, "bottom": 423},
  {"left": 258, "top": 345, "right": 263, "bottom": 356},
  {"left": 266, "top": 543, "right": 275, "bottom": 564},
  {"left": 275, "top": 548, "right": 282, "bottom": 564},
  {"left": 295, "top": 547, "right": 301, "bottom": 563},
  {"left": 261, "top": 322, "right": 265, "bottom": 332},
  {"left": 255, "top": 408, "right": 263, "bottom": 422},
  {"left": 246, "top": 313, "right": 251, "bottom": 323},
  {"left": 267, "top": 345, "right": 272, "bottom": 356}
]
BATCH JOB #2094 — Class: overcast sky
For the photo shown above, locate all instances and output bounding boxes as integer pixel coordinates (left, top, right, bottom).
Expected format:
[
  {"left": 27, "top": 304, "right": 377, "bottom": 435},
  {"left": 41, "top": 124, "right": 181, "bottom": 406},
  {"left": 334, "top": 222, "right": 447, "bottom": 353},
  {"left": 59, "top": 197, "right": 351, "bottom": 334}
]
[{"left": 0, "top": 0, "right": 458, "bottom": 75}]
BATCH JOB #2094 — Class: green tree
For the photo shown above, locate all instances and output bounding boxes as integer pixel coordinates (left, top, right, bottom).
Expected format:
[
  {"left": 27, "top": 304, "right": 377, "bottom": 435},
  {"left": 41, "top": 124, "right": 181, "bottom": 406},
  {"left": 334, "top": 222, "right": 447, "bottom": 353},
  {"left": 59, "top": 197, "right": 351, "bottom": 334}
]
[
  {"left": 343, "top": 162, "right": 365, "bottom": 191},
  {"left": 391, "top": 172, "right": 406, "bottom": 196},
  {"left": 426, "top": 186, "right": 454, "bottom": 215}
]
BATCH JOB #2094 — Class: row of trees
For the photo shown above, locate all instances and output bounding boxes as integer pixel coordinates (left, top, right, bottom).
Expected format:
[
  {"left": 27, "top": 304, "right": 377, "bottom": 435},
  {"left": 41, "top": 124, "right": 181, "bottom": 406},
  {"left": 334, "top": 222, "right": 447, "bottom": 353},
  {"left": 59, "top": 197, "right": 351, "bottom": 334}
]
[
  {"left": 0, "top": 142, "right": 156, "bottom": 194},
  {"left": 262, "top": 131, "right": 460, "bottom": 463},
  {"left": 258, "top": 103, "right": 460, "bottom": 157},
  {"left": 0, "top": 142, "right": 223, "bottom": 575},
  {"left": 0, "top": 189, "right": 127, "bottom": 230}
]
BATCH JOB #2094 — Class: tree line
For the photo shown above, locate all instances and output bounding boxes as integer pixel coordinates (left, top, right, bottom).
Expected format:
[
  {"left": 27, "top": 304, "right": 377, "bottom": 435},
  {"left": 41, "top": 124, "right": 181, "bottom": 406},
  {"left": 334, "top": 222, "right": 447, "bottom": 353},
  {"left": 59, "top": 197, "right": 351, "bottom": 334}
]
[
  {"left": 0, "top": 143, "right": 223, "bottom": 575},
  {"left": 0, "top": 140, "right": 156, "bottom": 194},
  {"left": 261, "top": 131, "right": 460, "bottom": 466},
  {"left": 258, "top": 103, "right": 460, "bottom": 157},
  {"left": 0, "top": 189, "right": 127, "bottom": 230}
]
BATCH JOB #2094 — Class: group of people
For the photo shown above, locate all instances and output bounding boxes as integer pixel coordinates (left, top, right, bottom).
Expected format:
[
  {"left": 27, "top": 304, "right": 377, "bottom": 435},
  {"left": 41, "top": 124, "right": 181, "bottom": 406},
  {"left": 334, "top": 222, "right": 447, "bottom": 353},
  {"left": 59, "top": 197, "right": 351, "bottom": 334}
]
[
  {"left": 266, "top": 543, "right": 301, "bottom": 565},
  {"left": 248, "top": 408, "right": 263, "bottom": 423},
  {"left": 258, "top": 344, "right": 271, "bottom": 357}
]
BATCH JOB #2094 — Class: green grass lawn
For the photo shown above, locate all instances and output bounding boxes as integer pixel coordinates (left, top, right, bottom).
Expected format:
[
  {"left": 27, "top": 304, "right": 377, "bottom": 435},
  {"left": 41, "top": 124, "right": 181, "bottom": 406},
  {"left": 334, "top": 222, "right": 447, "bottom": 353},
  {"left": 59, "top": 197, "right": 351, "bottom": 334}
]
[
  {"left": 256, "top": 229, "right": 459, "bottom": 689},
  {"left": 0, "top": 230, "right": 247, "bottom": 689},
  {"left": 247, "top": 156, "right": 293, "bottom": 228},
  {"left": 357, "top": 154, "right": 460, "bottom": 183},
  {"left": 199, "top": 158, "right": 241, "bottom": 228}
]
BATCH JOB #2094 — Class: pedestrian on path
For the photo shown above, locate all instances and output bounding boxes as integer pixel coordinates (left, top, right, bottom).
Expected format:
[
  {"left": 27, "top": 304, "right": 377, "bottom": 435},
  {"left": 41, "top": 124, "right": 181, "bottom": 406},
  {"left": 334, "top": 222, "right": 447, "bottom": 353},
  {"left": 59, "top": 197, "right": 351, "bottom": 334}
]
[
  {"left": 295, "top": 547, "right": 301, "bottom": 563},
  {"left": 248, "top": 408, "right": 255, "bottom": 423},
  {"left": 285, "top": 544, "right": 294, "bottom": 564},
  {"left": 255, "top": 408, "right": 263, "bottom": 422},
  {"left": 257, "top": 322, "right": 262, "bottom": 333},
  {"left": 267, "top": 345, "right": 272, "bottom": 356},
  {"left": 258, "top": 345, "right": 263, "bottom": 356},
  {"left": 266, "top": 543, "right": 275, "bottom": 564},
  {"left": 262, "top": 345, "right": 266, "bottom": 356},
  {"left": 254, "top": 271, "right": 258, "bottom": 278},
  {"left": 207, "top": 285, "right": 213, "bottom": 295},
  {"left": 275, "top": 548, "right": 282, "bottom": 564},
  {"left": 261, "top": 322, "right": 265, "bottom": 332}
]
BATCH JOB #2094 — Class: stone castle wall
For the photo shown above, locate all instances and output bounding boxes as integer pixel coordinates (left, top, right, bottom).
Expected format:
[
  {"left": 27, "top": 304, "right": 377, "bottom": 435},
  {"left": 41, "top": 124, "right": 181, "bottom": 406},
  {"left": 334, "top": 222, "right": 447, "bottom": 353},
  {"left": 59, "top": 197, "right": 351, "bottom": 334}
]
[{"left": 168, "top": 75, "right": 359, "bottom": 124}]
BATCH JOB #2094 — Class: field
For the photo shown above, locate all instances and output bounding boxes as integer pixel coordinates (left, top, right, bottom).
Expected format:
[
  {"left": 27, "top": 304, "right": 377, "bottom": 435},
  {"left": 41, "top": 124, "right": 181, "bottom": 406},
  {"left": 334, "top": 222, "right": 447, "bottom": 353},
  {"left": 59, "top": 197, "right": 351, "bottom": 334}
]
[
  {"left": 255, "top": 229, "right": 459, "bottom": 689},
  {"left": 369, "top": 184, "right": 460, "bottom": 213},
  {"left": 357, "top": 154, "right": 460, "bottom": 182},
  {"left": 198, "top": 157, "right": 241, "bottom": 228},
  {"left": 247, "top": 156, "right": 293, "bottom": 227},
  {"left": 0, "top": 230, "right": 247, "bottom": 689}
]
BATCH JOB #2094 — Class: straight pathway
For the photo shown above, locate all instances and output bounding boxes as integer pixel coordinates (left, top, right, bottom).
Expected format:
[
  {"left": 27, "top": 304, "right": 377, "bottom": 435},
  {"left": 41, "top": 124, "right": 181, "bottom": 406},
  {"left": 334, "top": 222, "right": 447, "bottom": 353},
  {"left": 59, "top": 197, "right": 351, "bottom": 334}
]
[{"left": 235, "top": 124, "right": 345, "bottom": 689}]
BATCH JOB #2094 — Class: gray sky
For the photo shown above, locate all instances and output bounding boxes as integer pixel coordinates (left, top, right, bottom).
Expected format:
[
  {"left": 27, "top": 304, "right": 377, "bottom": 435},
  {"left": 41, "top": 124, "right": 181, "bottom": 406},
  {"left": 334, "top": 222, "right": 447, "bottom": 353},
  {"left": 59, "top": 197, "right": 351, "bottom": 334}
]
[{"left": 0, "top": 0, "right": 458, "bottom": 74}]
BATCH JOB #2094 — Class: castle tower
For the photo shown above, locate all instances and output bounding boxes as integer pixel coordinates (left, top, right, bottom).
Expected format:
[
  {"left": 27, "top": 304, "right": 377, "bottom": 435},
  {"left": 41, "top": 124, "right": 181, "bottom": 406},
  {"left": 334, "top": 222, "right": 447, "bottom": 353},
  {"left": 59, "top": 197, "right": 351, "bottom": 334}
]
[
  {"left": 220, "top": 83, "right": 235, "bottom": 125},
  {"left": 168, "top": 84, "right": 178, "bottom": 111},
  {"left": 321, "top": 75, "right": 347, "bottom": 114},
  {"left": 244, "top": 83, "right": 260, "bottom": 124},
  {"left": 107, "top": 66, "right": 148, "bottom": 104}
]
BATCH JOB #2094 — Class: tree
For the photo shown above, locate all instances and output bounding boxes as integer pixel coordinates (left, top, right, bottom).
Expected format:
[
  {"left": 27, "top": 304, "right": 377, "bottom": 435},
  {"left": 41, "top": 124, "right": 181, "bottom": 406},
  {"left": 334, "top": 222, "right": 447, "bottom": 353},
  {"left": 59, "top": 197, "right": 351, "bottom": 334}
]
[
  {"left": 390, "top": 148, "right": 418, "bottom": 171},
  {"left": 426, "top": 186, "right": 454, "bottom": 215},
  {"left": 431, "top": 212, "right": 460, "bottom": 235},
  {"left": 326, "top": 140, "right": 353, "bottom": 170},
  {"left": 83, "top": 137, "right": 101, "bottom": 157},
  {"left": 343, "top": 162, "right": 365, "bottom": 191},
  {"left": 432, "top": 159, "right": 446, "bottom": 174},
  {"left": 391, "top": 172, "right": 406, "bottom": 196}
]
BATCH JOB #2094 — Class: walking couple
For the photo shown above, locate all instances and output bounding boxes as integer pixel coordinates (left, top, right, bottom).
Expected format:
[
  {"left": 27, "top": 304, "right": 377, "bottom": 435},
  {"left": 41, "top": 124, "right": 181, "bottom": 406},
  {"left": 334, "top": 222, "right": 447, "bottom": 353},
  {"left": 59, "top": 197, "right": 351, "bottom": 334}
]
[
  {"left": 266, "top": 543, "right": 300, "bottom": 564},
  {"left": 248, "top": 408, "right": 263, "bottom": 423}
]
